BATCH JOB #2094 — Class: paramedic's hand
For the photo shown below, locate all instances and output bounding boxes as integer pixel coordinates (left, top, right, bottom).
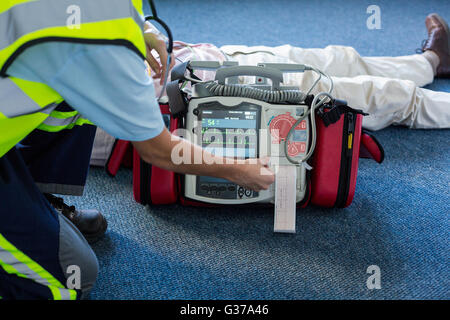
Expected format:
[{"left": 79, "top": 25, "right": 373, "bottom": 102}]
[
  {"left": 132, "top": 130, "right": 275, "bottom": 192},
  {"left": 143, "top": 31, "right": 175, "bottom": 85},
  {"left": 230, "top": 158, "right": 275, "bottom": 192}
]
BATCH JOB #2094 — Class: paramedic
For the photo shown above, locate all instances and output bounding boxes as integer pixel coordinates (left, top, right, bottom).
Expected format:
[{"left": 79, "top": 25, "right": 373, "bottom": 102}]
[{"left": 0, "top": 0, "right": 274, "bottom": 300}]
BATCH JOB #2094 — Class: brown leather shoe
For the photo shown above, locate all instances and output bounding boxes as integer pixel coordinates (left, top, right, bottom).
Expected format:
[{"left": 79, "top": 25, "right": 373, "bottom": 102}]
[{"left": 422, "top": 13, "right": 450, "bottom": 78}]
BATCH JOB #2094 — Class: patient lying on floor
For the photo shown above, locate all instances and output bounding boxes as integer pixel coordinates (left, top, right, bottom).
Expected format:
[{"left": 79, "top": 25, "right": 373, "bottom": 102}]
[{"left": 91, "top": 14, "right": 450, "bottom": 165}]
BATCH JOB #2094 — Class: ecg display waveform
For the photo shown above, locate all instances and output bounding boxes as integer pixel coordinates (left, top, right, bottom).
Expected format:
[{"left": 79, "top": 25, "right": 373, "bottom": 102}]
[{"left": 200, "top": 109, "right": 259, "bottom": 159}]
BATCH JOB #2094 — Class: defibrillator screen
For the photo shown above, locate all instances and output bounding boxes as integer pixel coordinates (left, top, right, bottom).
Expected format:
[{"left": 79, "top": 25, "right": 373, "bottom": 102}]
[
  {"left": 199, "top": 103, "right": 260, "bottom": 160},
  {"left": 195, "top": 102, "right": 261, "bottom": 198}
]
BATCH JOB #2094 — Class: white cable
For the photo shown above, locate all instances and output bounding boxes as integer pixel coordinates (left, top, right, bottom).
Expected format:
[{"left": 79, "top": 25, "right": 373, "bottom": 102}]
[
  {"left": 158, "top": 54, "right": 172, "bottom": 102},
  {"left": 178, "top": 63, "right": 335, "bottom": 166},
  {"left": 282, "top": 65, "right": 334, "bottom": 166},
  {"left": 284, "top": 92, "right": 334, "bottom": 166}
]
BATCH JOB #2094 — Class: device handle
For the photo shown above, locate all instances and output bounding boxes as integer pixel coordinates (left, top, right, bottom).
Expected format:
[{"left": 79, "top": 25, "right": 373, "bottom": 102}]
[
  {"left": 215, "top": 66, "right": 284, "bottom": 89},
  {"left": 189, "top": 60, "right": 238, "bottom": 71},
  {"left": 257, "top": 63, "right": 307, "bottom": 73}
]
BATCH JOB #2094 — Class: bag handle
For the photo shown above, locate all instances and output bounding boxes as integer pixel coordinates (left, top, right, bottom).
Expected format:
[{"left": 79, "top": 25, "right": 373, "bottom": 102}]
[{"left": 359, "top": 129, "right": 385, "bottom": 163}]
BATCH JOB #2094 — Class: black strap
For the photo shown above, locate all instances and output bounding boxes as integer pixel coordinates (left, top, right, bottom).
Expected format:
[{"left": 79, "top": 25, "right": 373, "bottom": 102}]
[
  {"left": 166, "top": 80, "right": 187, "bottom": 117},
  {"left": 166, "top": 61, "right": 202, "bottom": 117},
  {"left": 170, "top": 61, "right": 201, "bottom": 82},
  {"left": 170, "top": 62, "right": 189, "bottom": 82},
  {"left": 317, "top": 99, "right": 368, "bottom": 127}
]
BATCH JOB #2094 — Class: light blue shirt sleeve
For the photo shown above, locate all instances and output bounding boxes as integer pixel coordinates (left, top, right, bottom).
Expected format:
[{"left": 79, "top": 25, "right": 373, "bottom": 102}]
[
  {"left": 142, "top": 0, "right": 151, "bottom": 16},
  {"left": 7, "top": 42, "right": 165, "bottom": 141}
]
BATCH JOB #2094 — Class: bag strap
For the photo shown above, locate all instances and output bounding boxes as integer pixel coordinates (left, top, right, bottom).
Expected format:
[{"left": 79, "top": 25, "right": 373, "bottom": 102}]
[
  {"left": 166, "top": 62, "right": 199, "bottom": 117},
  {"left": 359, "top": 129, "right": 385, "bottom": 163},
  {"left": 317, "top": 99, "right": 368, "bottom": 127},
  {"left": 166, "top": 80, "right": 187, "bottom": 117},
  {"left": 316, "top": 99, "right": 383, "bottom": 164}
]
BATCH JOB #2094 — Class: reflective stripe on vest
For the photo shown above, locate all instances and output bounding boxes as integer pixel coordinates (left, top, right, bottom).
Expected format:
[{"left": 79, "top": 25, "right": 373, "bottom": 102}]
[
  {"left": 0, "top": 0, "right": 146, "bottom": 157},
  {"left": 0, "top": 77, "right": 57, "bottom": 118},
  {"left": 0, "top": 0, "right": 144, "bottom": 51},
  {"left": 0, "top": 77, "right": 93, "bottom": 131},
  {"left": 0, "top": 233, "right": 77, "bottom": 300},
  {"left": 0, "top": 0, "right": 146, "bottom": 74},
  {"left": 37, "top": 110, "right": 94, "bottom": 132}
]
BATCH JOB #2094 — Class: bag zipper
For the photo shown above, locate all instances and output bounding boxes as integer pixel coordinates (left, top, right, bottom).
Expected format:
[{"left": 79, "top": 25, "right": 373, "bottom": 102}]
[
  {"left": 334, "top": 113, "right": 355, "bottom": 208},
  {"left": 140, "top": 159, "right": 151, "bottom": 205}
]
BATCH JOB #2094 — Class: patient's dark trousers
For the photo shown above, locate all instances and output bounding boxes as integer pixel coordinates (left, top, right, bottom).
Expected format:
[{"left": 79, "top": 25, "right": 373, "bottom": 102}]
[{"left": 0, "top": 104, "right": 98, "bottom": 300}]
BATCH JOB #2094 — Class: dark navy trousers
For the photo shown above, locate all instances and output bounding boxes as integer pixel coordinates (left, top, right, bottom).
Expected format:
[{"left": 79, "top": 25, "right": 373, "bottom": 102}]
[
  {"left": 20, "top": 102, "right": 97, "bottom": 196},
  {"left": 0, "top": 103, "right": 98, "bottom": 300}
]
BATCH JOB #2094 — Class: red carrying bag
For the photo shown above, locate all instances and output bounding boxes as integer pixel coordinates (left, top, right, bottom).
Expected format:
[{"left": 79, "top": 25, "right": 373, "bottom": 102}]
[
  {"left": 107, "top": 103, "right": 384, "bottom": 208},
  {"left": 105, "top": 140, "right": 133, "bottom": 177},
  {"left": 132, "top": 104, "right": 179, "bottom": 205},
  {"left": 104, "top": 104, "right": 179, "bottom": 205},
  {"left": 175, "top": 100, "right": 383, "bottom": 208},
  {"left": 124, "top": 61, "right": 386, "bottom": 208},
  {"left": 309, "top": 100, "right": 384, "bottom": 208}
]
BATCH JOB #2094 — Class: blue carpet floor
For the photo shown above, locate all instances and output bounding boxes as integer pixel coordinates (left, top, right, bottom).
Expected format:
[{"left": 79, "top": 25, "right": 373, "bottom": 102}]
[{"left": 65, "top": 0, "right": 449, "bottom": 299}]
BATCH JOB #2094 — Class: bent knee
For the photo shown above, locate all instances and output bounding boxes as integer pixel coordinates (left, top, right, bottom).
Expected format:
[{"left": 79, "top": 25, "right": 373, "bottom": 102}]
[{"left": 58, "top": 213, "right": 99, "bottom": 299}]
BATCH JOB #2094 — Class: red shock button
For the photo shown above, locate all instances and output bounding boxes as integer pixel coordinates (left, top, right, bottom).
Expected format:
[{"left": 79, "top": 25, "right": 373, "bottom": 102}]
[{"left": 269, "top": 112, "right": 306, "bottom": 157}]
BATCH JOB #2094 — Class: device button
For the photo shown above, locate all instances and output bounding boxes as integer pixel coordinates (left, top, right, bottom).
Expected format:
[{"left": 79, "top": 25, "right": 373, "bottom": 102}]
[
  {"left": 237, "top": 187, "right": 245, "bottom": 198},
  {"left": 210, "top": 185, "right": 218, "bottom": 191},
  {"left": 200, "top": 185, "right": 209, "bottom": 191},
  {"left": 244, "top": 189, "right": 252, "bottom": 197},
  {"left": 218, "top": 186, "right": 226, "bottom": 192},
  {"left": 228, "top": 186, "right": 236, "bottom": 192}
]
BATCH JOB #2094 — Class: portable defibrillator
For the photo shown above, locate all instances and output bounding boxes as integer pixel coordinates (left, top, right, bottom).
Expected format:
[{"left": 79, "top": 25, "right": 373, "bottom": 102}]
[
  {"left": 166, "top": 61, "right": 363, "bottom": 209},
  {"left": 184, "top": 96, "right": 308, "bottom": 205},
  {"left": 106, "top": 61, "right": 385, "bottom": 233}
]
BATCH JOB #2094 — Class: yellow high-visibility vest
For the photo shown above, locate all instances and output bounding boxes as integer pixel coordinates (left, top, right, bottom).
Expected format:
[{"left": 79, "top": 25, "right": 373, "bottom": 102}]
[{"left": 0, "top": 0, "right": 147, "bottom": 158}]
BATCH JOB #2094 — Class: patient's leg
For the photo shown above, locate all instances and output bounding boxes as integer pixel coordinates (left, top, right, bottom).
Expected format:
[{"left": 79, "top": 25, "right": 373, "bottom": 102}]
[
  {"left": 221, "top": 49, "right": 449, "bottom": 130},
  {"left": 310, "top": 74, "right": 450, "bottom": 130},
  {"left": 221, "top": 44, "right": 435, "bottom": 88},
  {"left": 222, "top": 14, "right": 450, "bottom": 89},
  {"left": 218, "top": 44, "right": 449, "bottom": 129}
]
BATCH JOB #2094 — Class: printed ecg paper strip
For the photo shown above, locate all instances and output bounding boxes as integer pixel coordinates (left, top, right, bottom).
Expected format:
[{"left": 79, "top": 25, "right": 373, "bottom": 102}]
[{"left": 274, "top": 165, "right": 297, "bottom": 233}]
